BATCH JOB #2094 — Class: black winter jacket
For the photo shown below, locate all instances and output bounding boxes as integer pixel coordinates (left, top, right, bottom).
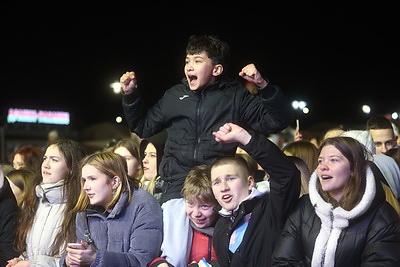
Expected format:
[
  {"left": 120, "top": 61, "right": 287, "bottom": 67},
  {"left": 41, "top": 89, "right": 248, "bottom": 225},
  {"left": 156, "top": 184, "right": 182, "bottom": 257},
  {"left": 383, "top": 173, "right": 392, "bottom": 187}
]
[
  {"left": 122, "top": 78, "right": 293, "bottom": 203},
  {"left": 212, "top": 131, "right": 301, "bottom": 267},
  {"left": 0, "top": 177, "right": 20, "bottom": 266},
  {"left": 272, "top": 168, "right": 400, "bottom": 266}
]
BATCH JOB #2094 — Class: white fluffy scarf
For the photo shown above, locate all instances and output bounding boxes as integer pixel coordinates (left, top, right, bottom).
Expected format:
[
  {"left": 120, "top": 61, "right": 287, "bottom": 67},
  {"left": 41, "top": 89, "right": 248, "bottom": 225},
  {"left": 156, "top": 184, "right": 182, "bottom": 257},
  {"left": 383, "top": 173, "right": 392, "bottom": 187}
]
[{"left": 309, "top": 167, "right": 375, "bottom": 267}]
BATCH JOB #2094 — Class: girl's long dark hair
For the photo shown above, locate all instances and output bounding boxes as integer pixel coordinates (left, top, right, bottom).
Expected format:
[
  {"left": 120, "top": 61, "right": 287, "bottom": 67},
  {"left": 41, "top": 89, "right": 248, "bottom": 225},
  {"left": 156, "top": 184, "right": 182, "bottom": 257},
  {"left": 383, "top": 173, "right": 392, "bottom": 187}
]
[{"left": 14, "top": 139, "right": 85, "bottom": 255}]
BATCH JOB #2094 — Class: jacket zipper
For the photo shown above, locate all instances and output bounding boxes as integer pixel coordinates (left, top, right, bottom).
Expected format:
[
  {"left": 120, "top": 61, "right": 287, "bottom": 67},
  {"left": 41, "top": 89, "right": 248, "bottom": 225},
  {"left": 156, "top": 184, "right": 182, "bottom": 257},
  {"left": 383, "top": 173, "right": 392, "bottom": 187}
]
[{"left": 193, "top": 90, "right": 204, "bottom": 161}]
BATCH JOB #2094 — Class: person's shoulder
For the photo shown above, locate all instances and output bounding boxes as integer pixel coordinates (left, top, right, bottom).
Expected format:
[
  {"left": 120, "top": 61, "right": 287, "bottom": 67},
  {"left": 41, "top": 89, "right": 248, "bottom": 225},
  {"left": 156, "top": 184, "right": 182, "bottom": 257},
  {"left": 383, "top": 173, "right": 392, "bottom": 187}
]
[
  {"left": 219, "top": 78, "right": 242, "bottom": 90},
  {"left": 132, "top": 188, "right": 162, "bottom": 206},
  {"left": 128, "top": 189, "right": 163, "bottom": 221},
  {"left": 75, "top": 211, "right": 87, "bottom": 223},
  {"left": 214, "top": 213, "right": 230, "bottom": 227},
  {"left": 374, "top": 200, "right": 400, "bottom": 223},
  {"left": 0, "top": 196, "right": 18, "bottom": 213},
  {"left": 286, "top": 194, "right": 314, "bottom": 221},
  {"left": 132, "top": 187, "right": 152, "bottom": 198},
  {"left": 162, "top": 83, "right": 188, "bottom": 97},
  {"left": 167, "top": 81, "right": 187, "bottom": 91},
  {"left": 298, "top": 194, "right": 313, "bottom": 209},
  {"left": 373, "top": 154, "right": 400, "bottom": 175},
  {"left": 361, "top": 201, "right": 400, "bottom": 240},
  {"left": 0, "top": 179, "right": 15, "bottom": 201},
  {"left": 298, "top": 193, "right": 310, "bottom": 202},
  {"left": 285, "top": 194, "right": 312, "bottom": 215}
]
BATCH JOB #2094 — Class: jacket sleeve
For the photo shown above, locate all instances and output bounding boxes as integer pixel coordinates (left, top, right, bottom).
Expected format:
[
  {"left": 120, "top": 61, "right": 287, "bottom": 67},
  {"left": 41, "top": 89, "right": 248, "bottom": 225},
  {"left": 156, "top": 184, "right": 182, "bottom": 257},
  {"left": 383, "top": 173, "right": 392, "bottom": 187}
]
[
  {"left": 122, "top": 88, "right": 167, "bottom": 138},
  {"left": 238, "top": 83, "right": 294, "bottom": 134},
  {"left": 241, "top": 132, "right": 300, "bottom": 229},
  {"left": 271, "top": 196, "right": 308, "bottom": 266}
]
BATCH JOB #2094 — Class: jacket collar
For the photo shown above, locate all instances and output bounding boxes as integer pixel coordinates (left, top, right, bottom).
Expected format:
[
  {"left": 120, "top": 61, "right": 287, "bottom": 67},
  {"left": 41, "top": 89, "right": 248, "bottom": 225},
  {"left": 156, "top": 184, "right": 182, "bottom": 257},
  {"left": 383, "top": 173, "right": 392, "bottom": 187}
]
[
  {"left": 35, "top": 179, "right": 66, "bottom": 204},
  {"left": 218, "top": 187, "right": 266, "bottom": 217},
  {"left": 190, "top": 220, "right": 215, "bottom": 237},
  {"left": 182, "top": 77, "right": 237, "bottom": 94},
  {"left": 86, "top": 187, "right": 131, "bottom": 219}
]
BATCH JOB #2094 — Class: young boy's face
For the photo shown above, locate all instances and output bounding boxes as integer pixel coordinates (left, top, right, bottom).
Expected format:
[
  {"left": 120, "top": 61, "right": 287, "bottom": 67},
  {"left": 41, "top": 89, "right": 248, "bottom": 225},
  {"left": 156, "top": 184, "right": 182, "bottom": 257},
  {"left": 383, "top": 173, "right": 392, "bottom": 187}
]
[
  {"left": 211, "top": 163, "right": 254, "bottom": 212},
  {"left": 184, "top": 51, "right": 221, "bottom": 91},
  {"left": 185, "top": 198, "right": 218, "bottom": 228}
]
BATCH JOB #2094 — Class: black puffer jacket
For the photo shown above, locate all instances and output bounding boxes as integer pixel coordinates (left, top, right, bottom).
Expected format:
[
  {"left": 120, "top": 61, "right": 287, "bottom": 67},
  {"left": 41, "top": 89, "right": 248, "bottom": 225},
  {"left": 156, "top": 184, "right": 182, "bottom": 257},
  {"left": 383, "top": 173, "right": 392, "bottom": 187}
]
[
  {"left": 122, "top": 78, "right": 293, "bottom": 203},
  {"left": 272, "top": 168, "right": 400, "bottom": 266}
]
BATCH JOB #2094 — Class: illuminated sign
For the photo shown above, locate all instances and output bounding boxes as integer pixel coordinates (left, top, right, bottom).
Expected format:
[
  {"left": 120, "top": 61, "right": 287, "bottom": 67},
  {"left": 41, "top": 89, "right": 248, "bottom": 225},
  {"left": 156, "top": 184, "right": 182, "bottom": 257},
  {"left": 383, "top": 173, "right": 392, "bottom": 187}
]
[{"left": 7, "top": 108, "right": 70, "bottom": 125}]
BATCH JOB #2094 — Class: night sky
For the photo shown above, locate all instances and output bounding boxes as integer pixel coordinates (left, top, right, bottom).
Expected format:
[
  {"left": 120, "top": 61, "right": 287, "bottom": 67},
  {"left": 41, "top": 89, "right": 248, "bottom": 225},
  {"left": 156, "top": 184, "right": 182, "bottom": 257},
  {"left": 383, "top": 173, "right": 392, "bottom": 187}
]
[{"left": 2, "top": 2, "right": 399, "bottom": 133}]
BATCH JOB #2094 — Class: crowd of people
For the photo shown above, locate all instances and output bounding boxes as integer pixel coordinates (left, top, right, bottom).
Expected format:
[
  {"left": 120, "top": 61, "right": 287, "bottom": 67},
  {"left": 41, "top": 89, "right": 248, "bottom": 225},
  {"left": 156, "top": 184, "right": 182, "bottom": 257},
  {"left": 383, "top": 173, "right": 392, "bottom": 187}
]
[{"left": 1, "top": 34, "right": 400, "bottom": 267}]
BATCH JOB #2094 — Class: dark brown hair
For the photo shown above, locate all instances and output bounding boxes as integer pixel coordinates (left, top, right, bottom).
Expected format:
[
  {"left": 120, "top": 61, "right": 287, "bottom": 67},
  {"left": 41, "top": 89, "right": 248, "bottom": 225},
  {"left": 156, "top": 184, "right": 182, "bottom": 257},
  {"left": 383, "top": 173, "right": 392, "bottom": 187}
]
[
  {"left": 317, "top": 137, "right": 370, "bottom": 210},
  {"left": 186, "top": 34, "right": 231, "bottom": 71},
  {"left": 14, "top": 139, "right": 85, "bottom": 255}
]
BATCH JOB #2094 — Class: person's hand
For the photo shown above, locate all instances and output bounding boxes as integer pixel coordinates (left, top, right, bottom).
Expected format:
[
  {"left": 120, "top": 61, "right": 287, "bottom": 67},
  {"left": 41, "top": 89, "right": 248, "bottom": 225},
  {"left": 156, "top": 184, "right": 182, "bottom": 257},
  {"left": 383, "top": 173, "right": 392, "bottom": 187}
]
[
  {"left": 120, "top": 71, "right": 138, "bottom": 94},
  {"left": 14, "top": 260, "right": 29, "bottom": 267},
  {"left": 294, "top": 119, "right": 302, "bottom": 141},
  {"left": 66, "top": 241, "right": 96, "bottom": 266},
  {"left": 294, "top": 129, "right": 302, "bottom": 141},
  {"left": 239, "top": 63, "right": 268, "bottom": 89},
  {"left": 213, "top": 123, "right": 251, "bottom": 145},
  {"left": 6, "top": 258, "right": 24, "bottom": 267}
]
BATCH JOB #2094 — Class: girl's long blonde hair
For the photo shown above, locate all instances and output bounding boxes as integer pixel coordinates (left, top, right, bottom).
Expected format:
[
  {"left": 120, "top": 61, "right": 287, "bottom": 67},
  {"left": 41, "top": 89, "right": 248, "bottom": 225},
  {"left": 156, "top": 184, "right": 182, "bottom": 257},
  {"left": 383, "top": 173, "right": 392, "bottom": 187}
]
[{"left": 72, "top": 151, "right": 139, "bottom": 213}]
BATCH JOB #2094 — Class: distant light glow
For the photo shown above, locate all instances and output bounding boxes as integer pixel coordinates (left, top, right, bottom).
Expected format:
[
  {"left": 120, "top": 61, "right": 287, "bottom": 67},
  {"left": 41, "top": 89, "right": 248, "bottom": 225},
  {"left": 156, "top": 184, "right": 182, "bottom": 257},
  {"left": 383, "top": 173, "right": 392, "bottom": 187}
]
[
  {"left": 362, "top": 105, "right": 371, "bottom": 114},
  {"left": 116, "top": 116, "right": 122, "bottom": 123},
  {"left": 392, "top": 112, "right": 399, "bottom": 120},
  {"left": 111, "top": 82, "right": 121, "bottom": 94},
  {"left": 7, "top": 108, "right": 70, "bottom": 125},
  {"left": 298, "top": 101, "right": 307, "bottom": 109},
  {"left": 292, "top": 99, "right": 309, "bottom": 115},
  {"left": 292, "top": 100, "right": 307, "bottom": 110}
]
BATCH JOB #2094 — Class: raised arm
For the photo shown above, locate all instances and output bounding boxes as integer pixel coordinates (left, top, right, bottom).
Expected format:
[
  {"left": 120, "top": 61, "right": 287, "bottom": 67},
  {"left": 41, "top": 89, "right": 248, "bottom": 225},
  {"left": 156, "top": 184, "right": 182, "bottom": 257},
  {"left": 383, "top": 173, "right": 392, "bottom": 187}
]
[
  {"left": 214, "top": 122, "right": 300, "bottom": 224},
  {"left": 237, "top": 65, "right": 294, "bottom": 135}
]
